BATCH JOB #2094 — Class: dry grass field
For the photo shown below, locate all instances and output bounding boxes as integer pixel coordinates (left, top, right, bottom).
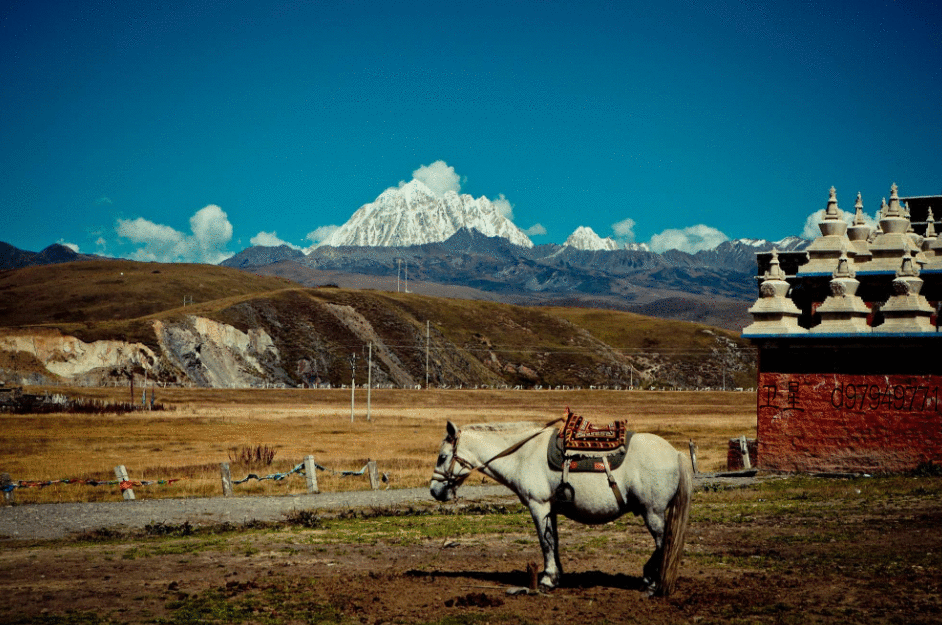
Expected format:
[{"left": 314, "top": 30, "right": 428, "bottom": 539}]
[
  {"left": 1, "top": 387, "right": 755, "bottom": 504},
  {"left": 4, "top": 386, "right": 942, "bottom": 625}
]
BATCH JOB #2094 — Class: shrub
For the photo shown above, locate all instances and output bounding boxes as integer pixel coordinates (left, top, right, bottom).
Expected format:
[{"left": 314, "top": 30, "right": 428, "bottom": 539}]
[{"left": 228, "top": 444, "right": 276, "bottom": 467}]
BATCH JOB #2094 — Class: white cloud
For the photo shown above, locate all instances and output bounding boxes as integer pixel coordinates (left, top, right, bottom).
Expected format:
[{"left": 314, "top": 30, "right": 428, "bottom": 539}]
[
  {"left": 250, "top": 231, "right": 301, "bottom": 250},
  {"left": 525, "top": 223, "right": 547, "bottom": 236},
  {"left": 801, "top": 208, "right": 878, "bottom": 239},
  {"left": 305, "top": 225, "right": 340, "bottom": 249},
  {"left": 492, "top": 193, "right": 514, "bottom": 220},
  {"left": 115, "top": 204, "right": 234, "bottom": 264},
  {"left": 57, "top": 239, "right": 79, "bottom": 253},
  {"left": 409, "top": 160, "right": 463, "bottom": 197},
  {"left": 611, "top": 218, "right": 637, "bottom": 243},
  {"left": 190, "top": 205, "right": 233, "bottom": 260},
  {"left": 94, "top": 237, "right": 108, "bottom": 254},
  {"left": 648, "top": 224, "right": 729, "bottom": 254}
]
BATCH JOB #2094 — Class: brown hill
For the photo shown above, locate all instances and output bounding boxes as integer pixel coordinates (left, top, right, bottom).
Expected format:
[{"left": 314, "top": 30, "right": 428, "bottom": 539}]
[
  {"left": 0, "top": 260, "right": 299, "bottom": 328},
  {"left": 0, "top": 261, "right": 756, "bottom": 389}
]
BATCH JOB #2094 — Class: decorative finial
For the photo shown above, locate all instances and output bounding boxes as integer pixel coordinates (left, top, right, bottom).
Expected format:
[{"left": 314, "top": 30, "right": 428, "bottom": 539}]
[
  {"left": 764, "top": 248, "right": 787, "bottom": 281},
  {"left": 853, "top": 192, "right": 867, "bottom": 225},
  {"left": 926, "top": 208, "right": 936, "bottom": 238},
  {"left": 886, "top": 183, "right": 902, "bottom": 217},
  {"left": 832, "top": 249, "right": 855, "bottom": 280},
  {"left": 824, "top": 186, "right": 840, "bottom": 219},
  {"left": 896, "top": 250, "right": 919, "bottom": 278}
]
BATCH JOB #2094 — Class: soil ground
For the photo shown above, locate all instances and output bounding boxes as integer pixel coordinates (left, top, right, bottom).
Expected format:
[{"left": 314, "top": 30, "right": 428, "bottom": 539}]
[{"left": 1, "top": 474, "right": 940, "bottom": 625}]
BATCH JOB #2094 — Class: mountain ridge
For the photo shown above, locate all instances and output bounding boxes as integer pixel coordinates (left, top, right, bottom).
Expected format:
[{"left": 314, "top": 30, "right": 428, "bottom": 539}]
[
  {"left": 218, "top": 229, "right": 807, "bottom": 330},
  {"left": 1, "top": 233, "right": 808, "bottom": 331}
]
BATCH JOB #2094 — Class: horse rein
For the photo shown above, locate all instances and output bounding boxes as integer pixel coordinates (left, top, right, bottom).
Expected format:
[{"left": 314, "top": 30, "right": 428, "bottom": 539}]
[{"left": 432, "top": 418, "right": 562, "bottom": 492}]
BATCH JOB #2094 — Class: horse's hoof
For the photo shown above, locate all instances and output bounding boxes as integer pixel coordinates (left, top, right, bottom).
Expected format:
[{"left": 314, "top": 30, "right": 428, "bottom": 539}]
[{"left": 642, "top": 577, "right": 658, "bottom": 597}]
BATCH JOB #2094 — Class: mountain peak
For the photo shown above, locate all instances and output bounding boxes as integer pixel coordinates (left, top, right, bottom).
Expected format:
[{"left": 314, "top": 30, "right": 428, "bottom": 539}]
[
  {"left": 322, "top": 182, "right": 533, "bottom": 249},
  {"left": 564, "top": 226, "right": 620, "bottom": 251}
]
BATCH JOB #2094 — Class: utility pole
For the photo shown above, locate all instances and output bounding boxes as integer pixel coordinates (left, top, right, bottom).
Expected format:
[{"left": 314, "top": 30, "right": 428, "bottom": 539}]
[
  {"left": 425, "top": 320, "right": 430, "bottom": 389},
  {"left": 367, "top": 342, "right": 372, "bottom": 422},
  {"left": 349, "top": 353, "right": 356, "bottom": 422}
]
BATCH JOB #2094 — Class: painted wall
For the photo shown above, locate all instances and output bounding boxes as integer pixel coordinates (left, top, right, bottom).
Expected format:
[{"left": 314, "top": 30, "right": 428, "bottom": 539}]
[{"left": 758, "top": 372, "right": 942, "bottom": 472}]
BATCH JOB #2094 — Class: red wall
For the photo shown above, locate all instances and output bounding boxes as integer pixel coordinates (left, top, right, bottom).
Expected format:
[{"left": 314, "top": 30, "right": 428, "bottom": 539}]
[{"left": 758, "top": 372, "right": 942, "bottom": 473}]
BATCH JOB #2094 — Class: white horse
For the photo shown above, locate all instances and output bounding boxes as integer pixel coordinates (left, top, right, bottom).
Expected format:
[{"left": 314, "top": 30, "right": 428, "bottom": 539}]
[{"left": 430, "top": 420, "right": 693, "bottom": 596}]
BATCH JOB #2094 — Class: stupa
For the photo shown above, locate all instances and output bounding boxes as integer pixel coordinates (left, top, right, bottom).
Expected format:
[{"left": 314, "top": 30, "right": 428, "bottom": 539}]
[
  {"left": 743, "top": 249, "right": 806, "bottom": 335},
  {"left": 923, "top": 207, "right": 941, "bottom": 270},
  {"left": 845, "top": 192, "right": 872, "bottom": 268},
  {"left": 876, "top": 252, "right": 936, "bottom": 333},
  {"left": 810, "top": 250, "right": 871, "bottom": 333},
  {"left": 799, "top": 187, "right": 851, "bottom": 274},
  {"left": 868, "top": 183, "right": 921, "bottom": 271}
]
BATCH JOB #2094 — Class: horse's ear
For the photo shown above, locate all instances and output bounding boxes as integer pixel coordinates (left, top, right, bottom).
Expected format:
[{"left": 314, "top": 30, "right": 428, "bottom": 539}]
[{"left": 446, "top": 421, "right": 458, "bottom": 438}]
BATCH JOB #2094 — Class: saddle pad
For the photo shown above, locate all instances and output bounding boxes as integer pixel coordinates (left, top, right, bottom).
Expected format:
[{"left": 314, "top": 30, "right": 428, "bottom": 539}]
[
  {"left": 547, "top": 428, "right": 632, "bottom": 473},
  {"left": 561, "top": 411, "right": 629, "bottom": 452}
]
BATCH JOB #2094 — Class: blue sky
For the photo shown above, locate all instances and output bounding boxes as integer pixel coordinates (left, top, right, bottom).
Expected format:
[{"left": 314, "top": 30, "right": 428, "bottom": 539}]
[{"left": 2, "top": 0, "right": 940, "bottom": 262}]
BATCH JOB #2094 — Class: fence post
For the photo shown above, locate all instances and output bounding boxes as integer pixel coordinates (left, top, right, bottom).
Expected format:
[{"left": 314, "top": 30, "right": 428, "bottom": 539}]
[
  {"left": 114, "top": 465, "right": 135, "bottom": 500},
  {"left": 304, "top": 455, "right": 319, "bottom": 494},
  {"left": 367, "top": 460, "right": 379, "bottom": 490},
  {"left": 739, "top": 435, "right": 752, "bottom": 470},
  {"left": 1, "top": 473, "right": 14, "bottom": 504},
  {"left": 220, "top": 463, "right": 233, "bottom": 497},
  {"left": 688, "top": 439, "right": 699, "bottom": 474}
]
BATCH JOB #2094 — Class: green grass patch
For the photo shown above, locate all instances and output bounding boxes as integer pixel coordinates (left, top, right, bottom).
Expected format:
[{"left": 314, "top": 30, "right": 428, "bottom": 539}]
[{"left": 306, "top": 504, "right": 532, "bottom": 546}]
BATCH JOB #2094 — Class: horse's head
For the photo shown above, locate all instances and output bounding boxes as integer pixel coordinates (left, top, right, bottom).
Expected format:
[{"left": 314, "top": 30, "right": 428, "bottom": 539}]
[{"left": 430, "top": 421, "right": 469, "bottom": 502}]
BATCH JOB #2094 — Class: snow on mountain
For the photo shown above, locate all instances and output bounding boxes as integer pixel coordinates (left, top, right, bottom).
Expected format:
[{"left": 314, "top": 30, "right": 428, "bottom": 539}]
[
  {"left": 564, "top": 226, "right": 620, "bottom": 251},
  {"left": 727, "top": 236, "right": 808, "bottom": 251},
  {"left": 321, "top": 179, "right": 534, "bottom": 249}
]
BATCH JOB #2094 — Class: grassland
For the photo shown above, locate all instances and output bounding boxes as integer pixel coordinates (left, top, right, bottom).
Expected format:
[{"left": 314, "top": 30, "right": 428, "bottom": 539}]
[
  {"left": 0, "top": 387, "right": 755, "bottom": 504},
  {"left": 1, "top": 473, "right": 939, "bottom": 624}
]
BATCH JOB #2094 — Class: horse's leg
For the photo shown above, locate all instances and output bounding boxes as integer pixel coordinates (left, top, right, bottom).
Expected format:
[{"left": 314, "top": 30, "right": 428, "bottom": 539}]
[
  {"left": 526, "top": 501, "right": 560, "bottom": 589},
  {"left": 549, "top": 509, "right": 563, "bottom": 577},
  {"left": 641, "top": 508, "right": 666, "bottom": 592}
]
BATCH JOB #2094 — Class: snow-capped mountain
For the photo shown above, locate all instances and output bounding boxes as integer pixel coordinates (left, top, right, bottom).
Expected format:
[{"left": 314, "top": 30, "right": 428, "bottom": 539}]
[
  {"left": 730, "top": 236, "right": 807, "bottom": 251},
  {"left": 564, "top": 226, "right": 620, "bottom": 251},
  {"left": 321, "top": 179, "right": 534, "bottom": 249}
]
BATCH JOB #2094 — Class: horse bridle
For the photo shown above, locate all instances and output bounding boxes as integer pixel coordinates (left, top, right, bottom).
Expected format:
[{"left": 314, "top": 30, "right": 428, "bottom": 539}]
[
  {"left": 431, "top": 418, "right": 562, "bottom": 495},
  {"left": 431, "top": 430, "right": 476, "bottom": 493}
]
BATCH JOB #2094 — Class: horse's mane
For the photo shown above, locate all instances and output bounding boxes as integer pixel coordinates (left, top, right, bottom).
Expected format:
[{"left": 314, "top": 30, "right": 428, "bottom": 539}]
[{"left": 462, "top": 421, "right": 545, "bottom": 433}]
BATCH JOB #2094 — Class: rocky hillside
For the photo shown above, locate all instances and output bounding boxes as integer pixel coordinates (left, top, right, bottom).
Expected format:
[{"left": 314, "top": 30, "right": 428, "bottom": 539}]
[{"left": 0, "top": 261, "right": 756, "bottom": 390}]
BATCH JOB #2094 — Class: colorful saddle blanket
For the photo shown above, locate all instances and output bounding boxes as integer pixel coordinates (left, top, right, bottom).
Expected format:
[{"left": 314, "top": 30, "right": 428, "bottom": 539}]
[
  {"left": 547, "top": 409, "right": 632, "bottom": 473},
  {"left": 561, "top": 410, "right": 628, "bottom": 452}
]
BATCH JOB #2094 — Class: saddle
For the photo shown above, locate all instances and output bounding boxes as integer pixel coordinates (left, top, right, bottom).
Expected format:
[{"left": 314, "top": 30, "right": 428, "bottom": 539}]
[{"left": 547, "top": 408, "right": 633, "bottom": 506}]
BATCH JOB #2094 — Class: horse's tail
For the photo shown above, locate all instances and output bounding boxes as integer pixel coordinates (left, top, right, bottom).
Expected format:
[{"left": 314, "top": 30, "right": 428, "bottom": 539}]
[{"left": 657, "top": 452, "right": 693, "bottom": 597}]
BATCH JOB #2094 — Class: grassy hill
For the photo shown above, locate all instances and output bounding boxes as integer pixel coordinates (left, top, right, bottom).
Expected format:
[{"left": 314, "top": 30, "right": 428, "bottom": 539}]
[
  {"left": 0, "top": 261, "right": 756, "bottom": 389},
  {"left": 0, "top": 260, "right": 299, "bottom": 327}
]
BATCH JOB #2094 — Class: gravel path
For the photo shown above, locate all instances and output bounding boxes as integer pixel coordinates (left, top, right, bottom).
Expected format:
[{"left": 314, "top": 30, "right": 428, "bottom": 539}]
[{"left": 0, "top": 473, "right": 758, "bottom": 541}]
